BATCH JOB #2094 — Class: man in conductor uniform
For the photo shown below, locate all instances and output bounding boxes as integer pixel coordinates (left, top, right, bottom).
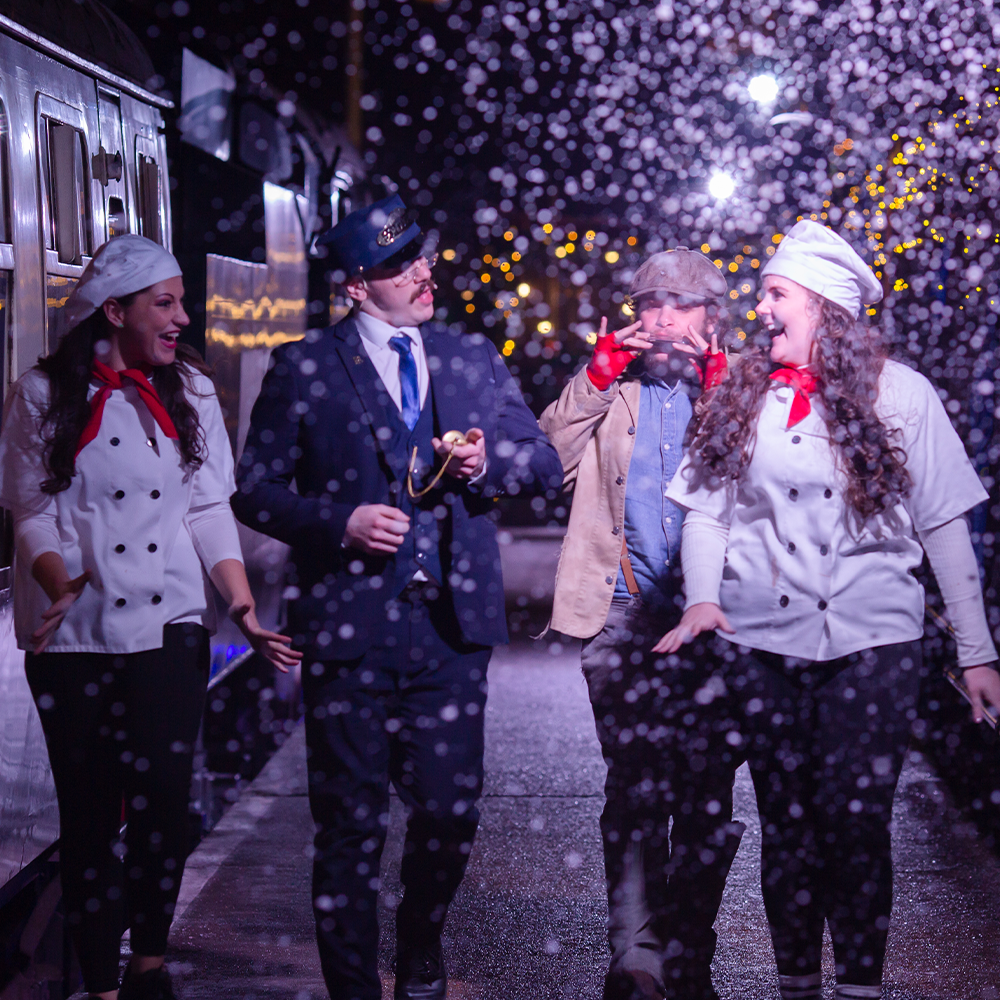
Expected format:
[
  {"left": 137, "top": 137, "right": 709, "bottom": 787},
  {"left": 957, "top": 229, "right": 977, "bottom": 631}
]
[{"left": 232, "top": 194, "right": 562, "bottom": 1000}]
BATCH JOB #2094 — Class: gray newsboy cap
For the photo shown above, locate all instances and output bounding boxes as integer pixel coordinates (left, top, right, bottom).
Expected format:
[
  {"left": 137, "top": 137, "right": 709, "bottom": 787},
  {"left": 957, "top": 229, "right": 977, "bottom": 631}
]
[{"left": 629, "top": 248, "right": 727, "bottom": 302}]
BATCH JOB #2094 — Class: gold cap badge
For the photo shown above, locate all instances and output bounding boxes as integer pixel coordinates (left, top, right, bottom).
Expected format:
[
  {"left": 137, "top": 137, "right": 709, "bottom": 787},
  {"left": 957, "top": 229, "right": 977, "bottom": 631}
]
[{"left": 376, "top": 207, "right": 408, "bottom": 247}]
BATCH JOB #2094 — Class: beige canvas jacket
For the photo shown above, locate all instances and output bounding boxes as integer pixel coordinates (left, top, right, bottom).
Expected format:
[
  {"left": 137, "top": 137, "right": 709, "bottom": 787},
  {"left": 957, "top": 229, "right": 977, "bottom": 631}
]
[{"left": 539, "top": 367, "right": 641, "bottom": 639}]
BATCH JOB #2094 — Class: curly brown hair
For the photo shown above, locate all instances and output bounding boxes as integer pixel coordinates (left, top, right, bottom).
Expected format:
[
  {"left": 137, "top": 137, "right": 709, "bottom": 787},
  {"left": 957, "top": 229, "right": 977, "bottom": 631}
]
[
  {"left": 37, "top": 297, "right": 213, "bottom": 494},
  {"left": 684, "top": 293, "right": 912, "bottom": 524}
]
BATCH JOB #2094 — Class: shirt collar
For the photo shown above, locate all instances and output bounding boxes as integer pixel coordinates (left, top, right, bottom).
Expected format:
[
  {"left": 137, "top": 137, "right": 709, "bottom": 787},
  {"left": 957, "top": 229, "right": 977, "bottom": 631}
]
[{"left": 355, "top": 309, "right": 421, "bottom": 352}]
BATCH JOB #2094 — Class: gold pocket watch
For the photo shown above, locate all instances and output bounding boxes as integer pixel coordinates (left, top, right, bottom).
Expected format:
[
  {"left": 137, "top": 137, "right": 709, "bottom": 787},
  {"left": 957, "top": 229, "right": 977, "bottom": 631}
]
[{"left": 406, "top": 430, "right": 469, "bottom": 499}]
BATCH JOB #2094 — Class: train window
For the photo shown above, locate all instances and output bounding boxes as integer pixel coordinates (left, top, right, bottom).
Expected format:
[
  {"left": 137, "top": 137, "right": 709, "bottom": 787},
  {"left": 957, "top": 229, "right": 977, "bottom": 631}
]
[
  {"left": 0, "top": 271, "right": 10, "bottom": 568},
  {"left": 0, "top": 103, "right": 9, "bottom": 245},
  {"left": 44, "top": 119, "right": 91, "bottom": 265},
  {"left": 137, "top": 153, "right": 161, "bottom": 244},
  {"left": 46, "top": 274, "right": 79, "bottom": 353}
]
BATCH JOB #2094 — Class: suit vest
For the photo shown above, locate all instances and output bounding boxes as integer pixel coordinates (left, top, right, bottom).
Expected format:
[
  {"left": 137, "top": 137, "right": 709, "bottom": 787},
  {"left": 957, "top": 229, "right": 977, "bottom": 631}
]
[{"left": 383, "top": 392, "right": 445, "bottom": 596}]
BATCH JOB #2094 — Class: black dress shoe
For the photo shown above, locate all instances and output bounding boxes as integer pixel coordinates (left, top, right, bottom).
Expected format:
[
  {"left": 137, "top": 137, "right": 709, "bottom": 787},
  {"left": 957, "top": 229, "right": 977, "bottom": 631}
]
[
  {"left": 119, "top": 966, "right": 177, "bottom": 1000},
  {"left": 394, "top": 941, "right": 446, "bottom": 1000}
]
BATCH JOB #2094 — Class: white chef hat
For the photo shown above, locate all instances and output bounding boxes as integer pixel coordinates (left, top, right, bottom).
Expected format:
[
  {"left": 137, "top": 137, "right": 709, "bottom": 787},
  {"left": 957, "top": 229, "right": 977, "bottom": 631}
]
[
  {"left": 64, "top": 235, "right": 183, "bottom": 332},
  {"left": 760, "top": 220, "right": 883, "bottom": 318}
]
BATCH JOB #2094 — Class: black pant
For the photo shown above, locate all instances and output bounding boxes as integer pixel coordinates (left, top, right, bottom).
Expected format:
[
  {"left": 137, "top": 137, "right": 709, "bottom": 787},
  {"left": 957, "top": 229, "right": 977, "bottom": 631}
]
[
  {"left": 717, "top": 639, "right": 923, "bottom": 986},
  {"left": 302, "top": 586, "right": 491, "bottom": 1000},
  {"left": 580, "top": 599, "right": 745, "bottom": 991},
  {"left": 25, "top": 623, "right": 209, "bottom": 994}
]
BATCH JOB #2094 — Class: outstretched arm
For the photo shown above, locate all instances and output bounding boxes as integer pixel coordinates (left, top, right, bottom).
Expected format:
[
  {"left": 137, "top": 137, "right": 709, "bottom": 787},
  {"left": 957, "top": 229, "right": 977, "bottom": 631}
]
[
  {"left": 920, "top": 516, "right": 1000, "bottom": 723},
  {"left": 653, "top": 510, "right": 734, "bottom": 654}
]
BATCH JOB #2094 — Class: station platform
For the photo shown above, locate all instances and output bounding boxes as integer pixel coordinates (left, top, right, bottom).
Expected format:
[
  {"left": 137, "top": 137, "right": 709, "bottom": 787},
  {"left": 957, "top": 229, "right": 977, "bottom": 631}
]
[{"left": 166, "top": 638, "right": 1000, "bottom": 1000}]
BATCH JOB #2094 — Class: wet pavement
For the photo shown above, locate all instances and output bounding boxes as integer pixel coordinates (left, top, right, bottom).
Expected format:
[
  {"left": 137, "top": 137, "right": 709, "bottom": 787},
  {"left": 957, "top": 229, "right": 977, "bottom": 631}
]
[{"left": 167, "top": 638, "right": 1000, "bottom": 1000}]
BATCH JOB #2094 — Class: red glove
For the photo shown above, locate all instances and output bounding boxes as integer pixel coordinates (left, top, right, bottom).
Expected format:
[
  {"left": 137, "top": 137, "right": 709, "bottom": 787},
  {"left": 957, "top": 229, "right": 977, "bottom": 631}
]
[
  {"left": 702, "top": 349, "right": 728, "bottom": 389},
  {"left": 587, "top": 331, "right": 637, "bottom": 391}
]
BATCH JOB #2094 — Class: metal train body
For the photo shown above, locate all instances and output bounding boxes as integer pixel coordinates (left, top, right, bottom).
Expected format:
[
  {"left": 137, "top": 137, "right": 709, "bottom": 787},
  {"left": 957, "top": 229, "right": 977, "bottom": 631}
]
[
  {"left": 0, "top": 13, "right": 307, "bottom": 899},
  {"left": 0, "top": 12, "right": 173, "bottom": 896}
]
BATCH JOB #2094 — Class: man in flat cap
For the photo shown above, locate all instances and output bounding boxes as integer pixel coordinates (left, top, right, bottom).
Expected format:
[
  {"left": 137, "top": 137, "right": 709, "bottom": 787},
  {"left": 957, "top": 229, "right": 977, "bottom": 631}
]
[
  {"left": 232, "top": 194, "right": 562, "bottom": 1000},
  {"left": 539, "top": 249, "right": 743, "bottom": 1000}
]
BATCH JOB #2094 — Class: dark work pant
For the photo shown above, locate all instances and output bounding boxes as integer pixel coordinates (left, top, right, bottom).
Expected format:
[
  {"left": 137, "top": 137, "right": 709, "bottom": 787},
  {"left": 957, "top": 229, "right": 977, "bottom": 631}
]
[
  {"left": 717, "top": 639, "right": 923, "bottom": 986},
  {"left": 25, "top": 623, "right": 210, "bottom": 994},
  {"left": 581, "top": 598, "right": 745, "bottom": 990},
  {"left": 302, "top": 587, "right": 491, "bottom": 1000}
]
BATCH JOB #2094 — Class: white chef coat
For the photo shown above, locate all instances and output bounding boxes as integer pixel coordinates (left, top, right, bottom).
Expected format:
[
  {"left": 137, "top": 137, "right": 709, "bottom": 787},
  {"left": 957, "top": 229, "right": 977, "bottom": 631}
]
[
  {"left": 666, "top": 359, "right": 989, "bottom": 661},
  {"left": 355, "top": 311, "right": 429, "bottom": 409},
  {"left": 0, "top": 367, "right": 243, "bottom": 654}
]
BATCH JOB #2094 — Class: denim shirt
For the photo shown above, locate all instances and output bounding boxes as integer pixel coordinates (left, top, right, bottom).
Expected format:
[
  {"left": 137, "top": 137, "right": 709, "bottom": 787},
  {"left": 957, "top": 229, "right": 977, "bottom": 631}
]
[{"left": 614, "top": 377, "right": 693, "bottom": 605}]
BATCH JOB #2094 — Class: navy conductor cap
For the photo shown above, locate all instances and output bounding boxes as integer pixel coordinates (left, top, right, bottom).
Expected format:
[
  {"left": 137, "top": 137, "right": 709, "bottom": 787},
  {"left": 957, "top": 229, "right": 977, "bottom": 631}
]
[{"left": 316, "top": 193, "right": 423, "bottom": 274}]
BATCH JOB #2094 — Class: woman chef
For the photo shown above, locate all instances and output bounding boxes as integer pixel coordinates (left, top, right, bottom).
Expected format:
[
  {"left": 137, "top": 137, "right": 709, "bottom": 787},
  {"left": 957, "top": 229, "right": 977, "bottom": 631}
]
[
  {"left": 0, "top": 235, "right": 300, "bottom": 1000},
  {"left": 655, "top": 220, "right": 1000, "bottom": 1000}
]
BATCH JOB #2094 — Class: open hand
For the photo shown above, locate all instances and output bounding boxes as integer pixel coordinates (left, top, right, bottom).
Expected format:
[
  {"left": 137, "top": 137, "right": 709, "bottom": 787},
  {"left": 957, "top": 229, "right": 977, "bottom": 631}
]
[
  {"left": 671, "top": 328, "right": 720, "bottom": 358},
  {"left": 229, "top": 602, "right": 302, "bottom": 673},
  {"left": 652, "top": 602, "right": 735, "bottom": 655},
  {"left": 432, "top": 427, "right": 486, "bottom": 480},
  {"left": 32, "top": 571, "right": 91, "bottom": 653},
  {"left": 963, "top": 665, "right": 1000, "bottom": 725},
  {"left": 587, "top": 317, "right": 654, "bottom": 390},
  {"left": 344, "top": 504, "right": 410, "bottom": 554}
]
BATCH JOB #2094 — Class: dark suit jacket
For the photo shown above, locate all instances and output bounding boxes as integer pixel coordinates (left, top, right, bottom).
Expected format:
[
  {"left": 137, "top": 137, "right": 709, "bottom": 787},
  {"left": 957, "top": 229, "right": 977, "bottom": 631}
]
[{"left": 231, "top": 316, "right": 563, "bottom": 660}]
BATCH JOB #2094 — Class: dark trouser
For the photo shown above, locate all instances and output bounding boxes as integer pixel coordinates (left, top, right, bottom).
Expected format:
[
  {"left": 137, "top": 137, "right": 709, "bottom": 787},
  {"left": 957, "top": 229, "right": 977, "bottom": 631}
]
[
  {"left": 581, "top": 599, "right": 745, "bottom": 993},
  {"left": 24, "top": 623, "right": 210, "bottom": 994},
  {"left": 302, "top": 586, "right": 491, "bottom": 1000},
  {"left": 718, "top": 639, "right": 923, "bottom": 987}
]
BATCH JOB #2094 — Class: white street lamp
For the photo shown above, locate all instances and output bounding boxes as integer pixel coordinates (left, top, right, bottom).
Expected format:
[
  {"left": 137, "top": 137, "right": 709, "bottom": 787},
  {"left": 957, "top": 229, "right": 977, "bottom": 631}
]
[
  {"left": 708, "top": 172, "right": 736, "bottom": 199},
  {"left": 748, "top": 74, "right": 779, "bottom": 103}
]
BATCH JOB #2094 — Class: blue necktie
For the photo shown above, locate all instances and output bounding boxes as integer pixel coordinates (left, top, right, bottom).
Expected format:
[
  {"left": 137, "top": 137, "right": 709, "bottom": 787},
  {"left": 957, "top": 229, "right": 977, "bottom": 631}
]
[{"left": 389, "top": 335, "right": 421, "bottom": 431}]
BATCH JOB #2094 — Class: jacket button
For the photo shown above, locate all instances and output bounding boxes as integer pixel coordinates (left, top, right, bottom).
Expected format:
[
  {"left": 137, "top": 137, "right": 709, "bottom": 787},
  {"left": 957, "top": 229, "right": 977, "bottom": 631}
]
[
  {"left": 110, "top": 437, "right": 120, "bottom": 446},
  {"left": 820, "top": 544, "right": 828, "bottom": 555},
  {"left": 787, "top": 542, "right": 796, "bottom": 553},
  {"left": 114, "top": 544, "right": 125, "bottom": 553},
  {"left": 148, "top": 543, "right": 158, "bottom": 553},
  {"left": 791, "top": 435, "right": 801, "bottom": 444},
  {"left": 824, "top": 488, "right": 833, "bottom": 499},
  {"left": 605, "top": 576, "right": 613, "bottom": 585},
  {"left": 612, "top": 526, "right": 620, "bottom": 535},
  {"left": 616, "top": 476, "right": 624, "bottom": 485},
  {"left": 114, "top": 598, "right": 126, "bottom": 608},
  {"left": 151, "top": 595, "right": 162, "bottom": 605},
  {"left": 789, "top": 488, "right": 798, "bottom": 500},
  {"left": 628, "top": 426, "right": 635, "bottom": 435},
  {"left": 150, "top": 490, "right": 161, "bottom": 499},
  {"left": 114, "top": 490, "right": 125, "bottom": 500},
  {"left": 779, "top": 595, "right": 789, "bottom": 608},
  {"left": 818, "top": 599, "right": 828, "bottom": 611}
]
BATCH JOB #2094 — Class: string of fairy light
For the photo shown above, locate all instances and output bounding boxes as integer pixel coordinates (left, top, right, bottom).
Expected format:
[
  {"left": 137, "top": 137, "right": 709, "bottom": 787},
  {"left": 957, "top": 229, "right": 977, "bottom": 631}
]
[{"left": 441, "top": 66, "right": 999, "bottom": 359}]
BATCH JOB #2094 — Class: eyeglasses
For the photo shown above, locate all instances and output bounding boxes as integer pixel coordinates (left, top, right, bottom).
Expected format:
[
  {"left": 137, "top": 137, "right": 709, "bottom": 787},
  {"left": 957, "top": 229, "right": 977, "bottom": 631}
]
[{"left": 390, "top": 253, "right": 439, "bottom": 287}]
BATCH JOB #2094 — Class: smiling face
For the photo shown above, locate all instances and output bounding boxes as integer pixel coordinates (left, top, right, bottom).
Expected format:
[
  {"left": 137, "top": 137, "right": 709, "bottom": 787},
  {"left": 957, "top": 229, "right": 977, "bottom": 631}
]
[
  {"left": 346, "top": 256, "right": 436, "bottom": 327},
  {"left": 757, "top": 274, "right": 818, "bottom": 367},
  {"left": 102, "top": 277, "right": 189, "bottom": 372}
]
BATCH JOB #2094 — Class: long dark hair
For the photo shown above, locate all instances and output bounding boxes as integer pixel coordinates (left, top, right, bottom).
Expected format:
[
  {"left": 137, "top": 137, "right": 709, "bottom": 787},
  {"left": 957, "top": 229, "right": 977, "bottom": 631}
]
[
  {"left": 37, "top": 294, "right": 213, "bottom": 494},
  {"left": 685, "top": 293, "right": 912, "bottom": 524}
]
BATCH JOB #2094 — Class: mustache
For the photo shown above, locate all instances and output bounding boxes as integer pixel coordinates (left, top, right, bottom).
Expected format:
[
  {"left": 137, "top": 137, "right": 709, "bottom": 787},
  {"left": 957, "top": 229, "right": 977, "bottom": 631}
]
[{"left": 411, "top": 279, "right": 437, "bottom": 301}]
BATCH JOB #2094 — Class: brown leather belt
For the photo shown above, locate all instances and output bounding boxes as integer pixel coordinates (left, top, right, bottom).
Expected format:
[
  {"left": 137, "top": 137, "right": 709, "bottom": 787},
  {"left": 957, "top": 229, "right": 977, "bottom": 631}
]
[{"left": 620, "top": 536, "right": 640, "bottom": 598}]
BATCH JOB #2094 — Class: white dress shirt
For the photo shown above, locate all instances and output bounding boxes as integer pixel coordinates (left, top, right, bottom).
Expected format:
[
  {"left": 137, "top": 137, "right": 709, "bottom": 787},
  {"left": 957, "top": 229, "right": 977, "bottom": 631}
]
[
  {"left": 0, "top": 368, "right": 243, "bottom": 654},
  {"left": 355, "top": 310, "right": 429, "bottom": 410},
  {"left": 666, "top": 359, "right": 990, "bottom": 661}
]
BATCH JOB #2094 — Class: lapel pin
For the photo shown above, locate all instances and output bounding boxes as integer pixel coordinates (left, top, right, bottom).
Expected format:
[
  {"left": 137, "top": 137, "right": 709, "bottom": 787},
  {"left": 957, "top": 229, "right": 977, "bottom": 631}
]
[{"left": 353, "top": 355, "right": 364, "bottom": 365}]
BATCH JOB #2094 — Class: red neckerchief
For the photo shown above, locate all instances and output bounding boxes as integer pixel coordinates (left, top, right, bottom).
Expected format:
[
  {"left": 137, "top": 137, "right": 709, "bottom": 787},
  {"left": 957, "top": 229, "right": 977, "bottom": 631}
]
[
  {"left": 769, "top": 366, "right": 818, "bottom": 428},
  {"left": 75, "top": 359, "right": 179, "bottom": 459}
]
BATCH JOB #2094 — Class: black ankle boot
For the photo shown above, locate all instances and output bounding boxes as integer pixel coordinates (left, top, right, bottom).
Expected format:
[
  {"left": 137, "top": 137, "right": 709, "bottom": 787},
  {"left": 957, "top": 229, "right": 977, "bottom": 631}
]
[
  {"left": 119, "top": 966, "right": 176, "bottom": 1000},
  {"left": 394, "top": 939, "right": 446, "bottom": 1000}
]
